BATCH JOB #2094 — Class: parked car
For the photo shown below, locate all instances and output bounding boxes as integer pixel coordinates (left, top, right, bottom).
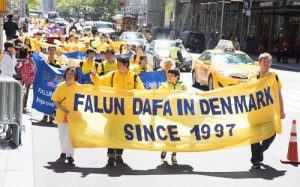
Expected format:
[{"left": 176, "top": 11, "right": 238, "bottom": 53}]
[
  {"left": 94, "top": 21, "right": 116, "bottom": 35},
  {"left": 178, "top": 31, "right": 205, "bottom": 52},
  {"left": 145, "top": 39, "right": 193, "bottom": 72},
  {"left": 192, "top": 41, "right": 259, "bottom": 90},
  {"left": 119, "top": 32, "right": 147, "bottom": 50}
]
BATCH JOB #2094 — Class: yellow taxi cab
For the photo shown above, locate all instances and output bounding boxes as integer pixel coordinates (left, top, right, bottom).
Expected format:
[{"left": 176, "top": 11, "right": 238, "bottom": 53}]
[{"left": 192, "top": 41, "right": 259, "bottom": 90}]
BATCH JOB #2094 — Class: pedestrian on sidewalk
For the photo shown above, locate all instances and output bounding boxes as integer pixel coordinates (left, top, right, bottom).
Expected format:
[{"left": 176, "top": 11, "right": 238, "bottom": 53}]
[
  {"left": 3, "top": 14, "right": 19, "bottom": 41},
  {"left": 0, "top": 41, "right": 17, "bottom": 77},
  {"left": 249, "top": 52, "right": 285, "bottom": 169},
  {"left": 51, "top": 67, "right": 79, "bottom": 164}
]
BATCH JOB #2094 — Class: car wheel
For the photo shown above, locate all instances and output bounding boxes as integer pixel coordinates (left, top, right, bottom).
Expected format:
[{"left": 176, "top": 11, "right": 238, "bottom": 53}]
[
  {"left": 192, "top": 70, "right": 199, "bottom": 87},
  {"left": 208, "top": 75, "right": 214, "bottom": 90}
]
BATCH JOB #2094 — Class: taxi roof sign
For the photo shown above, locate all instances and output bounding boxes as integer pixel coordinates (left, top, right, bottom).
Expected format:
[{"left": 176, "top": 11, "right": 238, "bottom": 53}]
[{"left": 214, "top": 39, "right": 234, "bottom": 50}]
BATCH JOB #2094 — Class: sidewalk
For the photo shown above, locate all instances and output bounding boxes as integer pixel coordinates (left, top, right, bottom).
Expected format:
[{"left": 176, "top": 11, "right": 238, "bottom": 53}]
[
  {"left": 249, "top": 55, "right": 300, "bottom": 72},
  {"left": 0, "top": 99, "right": 34, "bottom": 186}
]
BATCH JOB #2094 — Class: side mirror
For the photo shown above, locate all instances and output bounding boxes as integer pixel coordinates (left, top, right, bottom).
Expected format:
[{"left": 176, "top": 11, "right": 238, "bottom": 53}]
[
  {"left": 204, "top": 60, "right": 211, "bottom": 65},
  {"left": 254, "top": 61, "right": 259, "bottom": 66}
]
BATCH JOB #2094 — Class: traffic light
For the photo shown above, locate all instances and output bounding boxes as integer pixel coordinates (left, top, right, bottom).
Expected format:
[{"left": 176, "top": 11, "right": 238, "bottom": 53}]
[{"left": 0, "top": 0, "right": 6, "bottom": 12}]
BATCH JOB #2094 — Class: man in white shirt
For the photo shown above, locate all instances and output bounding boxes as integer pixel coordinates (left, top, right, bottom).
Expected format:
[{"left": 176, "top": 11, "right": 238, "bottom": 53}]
[{"left": 0, "top": 41, "right": 17, "bottom": 77}]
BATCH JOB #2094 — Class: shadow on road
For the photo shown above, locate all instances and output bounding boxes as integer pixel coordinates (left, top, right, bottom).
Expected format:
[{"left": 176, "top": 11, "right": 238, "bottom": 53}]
[
  {"left": 44, "top": 160, "right": 286, "bottom": 179},
  {"left": 32, "top": 120, "right": 57, "bottom": 128}
]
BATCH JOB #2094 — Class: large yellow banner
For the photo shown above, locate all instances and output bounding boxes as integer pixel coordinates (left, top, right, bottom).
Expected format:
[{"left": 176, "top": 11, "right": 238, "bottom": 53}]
[{"left": 66, "top": 76, "right": 282, "bottom": 152}]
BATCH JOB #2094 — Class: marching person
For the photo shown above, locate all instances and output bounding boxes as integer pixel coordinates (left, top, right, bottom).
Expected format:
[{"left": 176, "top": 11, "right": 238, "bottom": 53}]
[
  {"left": 130, "top": 45, "right": 144, "bottom": 65},
  {"left": 159, "top": 69, "right": 187, "bottom": 165},
  {"left": 249, "top": 52, "right": 285, "bottom": 169},
  {"left": 98, "top": 48, "right": 117, "bottom": 76},
  {"left": 157, "top": 58, "right": 176, "bottom": 79},
  {"left": 51, "top": 67, "right": 79, "bottom": 164},
  {"left": 90, "top": 56, "right": 145, "bottom": 166},
  {"left": 131, "top": 55, "right": 151, "bottom": 74}
]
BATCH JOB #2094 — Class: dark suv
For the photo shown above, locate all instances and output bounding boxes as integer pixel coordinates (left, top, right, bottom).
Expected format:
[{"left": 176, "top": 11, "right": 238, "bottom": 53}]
[{"left": 178, "top": 31, "right": 205, "bottom": 52}]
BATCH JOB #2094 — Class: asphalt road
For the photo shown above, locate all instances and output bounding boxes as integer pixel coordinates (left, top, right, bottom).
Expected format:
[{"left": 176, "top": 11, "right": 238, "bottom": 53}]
[{"left": 30, "top": 58, "right": 300, "bottom": 186}]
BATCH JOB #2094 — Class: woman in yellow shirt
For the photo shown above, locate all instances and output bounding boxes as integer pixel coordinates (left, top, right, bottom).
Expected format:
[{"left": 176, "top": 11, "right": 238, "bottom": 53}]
[{"left": 51, "top": 67, "right": 79, "bottom": 164}]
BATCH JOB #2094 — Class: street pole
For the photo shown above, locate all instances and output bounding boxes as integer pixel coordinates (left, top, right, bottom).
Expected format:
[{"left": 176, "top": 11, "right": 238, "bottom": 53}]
[
  {"left": 246, "top": 0, "right": 252, "bottom": 36},
  {"left": 0, "top": 13, "right": 4, "bottom": 52},
  {"left": 220, "top": 0, "right": 225, "bottom": 40}
]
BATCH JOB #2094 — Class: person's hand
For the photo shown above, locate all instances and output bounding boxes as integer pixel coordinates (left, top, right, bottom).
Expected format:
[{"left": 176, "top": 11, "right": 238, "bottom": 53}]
[
  {"left": 281, "top": 112, "right": 286, "bottom": 119},
  {"left": 10, "top": 48, "right": 16, "bottom": 56},
  {"left": 90, "top": 69, "right": 96, "bottom": 76}
]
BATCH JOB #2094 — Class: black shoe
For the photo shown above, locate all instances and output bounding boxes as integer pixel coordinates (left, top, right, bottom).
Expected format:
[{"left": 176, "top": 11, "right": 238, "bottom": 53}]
[
  {"left": 161, "top": 151, "right": 167, "bottom": 159},
  {"left": 66, "top": 157, "right": 74, "bottom": 164},
  {"left": 171, "top": 154, "right": 177, "bottom": 165},
  {"left": 115, "top": 156, "right": 124, "bottom": 164},
  {"left": 49, "top": 116, "right": 55, "bottom": 123},
  {"left": 42, "top": 116, "right": 48, "bottom": 122},
  {"left": 107, "top": 157, "right": 115, "bottom": 166},
  {"left": 60, "top": 153, "right": 66, "bottom": 159},
  {"left": 252, "top": 164, "right": 261, "bottom": 169}
]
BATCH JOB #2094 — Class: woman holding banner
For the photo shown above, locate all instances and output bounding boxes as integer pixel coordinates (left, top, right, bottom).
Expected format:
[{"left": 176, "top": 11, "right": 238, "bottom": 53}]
[
  {"left": 131, "top": 55, "right": 151, "bottom": 74},
  {"left": 159, "top": 69, "right": 187, "bottom": 165},
  {"left": 157, "top": 58, "right": 176, "bottom": 79},
  {"left": 249, "top": 52, "right": 285, "bottom": 169},
  {"left": 51, "top": 67, "right": 79, "bottom": 164}
]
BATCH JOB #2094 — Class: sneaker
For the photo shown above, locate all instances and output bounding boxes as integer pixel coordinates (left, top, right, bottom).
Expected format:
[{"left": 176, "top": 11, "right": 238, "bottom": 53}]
[
  {"left": 171, "top": 154, "right": 177, "bottom": 165},
  {"left": 161, "top": 151, "right": 167, "bottom": 159},
  {"left": 115, "top": 156, "right": 124, "bottom": 164},
  {"left": 49, "top": 116, "right": 55, "bottom": 123},
  {"left": 66, "top": 157, "right": 74, "bottom": 164},
  {"left": 107, "top": 157, "right": 115, "bottom": 166}
]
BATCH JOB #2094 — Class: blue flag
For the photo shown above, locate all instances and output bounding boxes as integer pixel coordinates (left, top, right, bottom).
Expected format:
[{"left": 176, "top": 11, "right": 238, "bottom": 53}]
[
  {"left": 138, "top": 71, "right": 167, "bottom": 90},
  {"left": 32, "top": 53, "right": 64, "bottom": 115}
]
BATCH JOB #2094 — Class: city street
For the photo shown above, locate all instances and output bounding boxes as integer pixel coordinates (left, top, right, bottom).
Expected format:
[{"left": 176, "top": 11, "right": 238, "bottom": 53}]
[{"left": 28, "top": 60, "right": 300, "bottom": 186}]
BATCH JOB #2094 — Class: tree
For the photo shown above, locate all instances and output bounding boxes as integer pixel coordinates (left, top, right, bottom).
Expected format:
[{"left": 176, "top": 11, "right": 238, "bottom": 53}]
[{"left": 27, "top": 0, "right": 41, "bottom": 10}]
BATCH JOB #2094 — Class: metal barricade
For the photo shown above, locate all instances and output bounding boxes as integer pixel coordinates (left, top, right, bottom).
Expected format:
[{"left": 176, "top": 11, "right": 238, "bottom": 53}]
[{"left": 0, "top": 76, "right": 23, "bottom": 147}]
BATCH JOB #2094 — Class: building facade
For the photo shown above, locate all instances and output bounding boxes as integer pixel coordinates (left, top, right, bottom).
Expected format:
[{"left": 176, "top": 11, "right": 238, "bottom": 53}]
[
  {"left": 173, "top": 0, "right": 300, "bottom": 53},
  {"left": 125, "top": 0, "right": 165, "bottom": 28}
]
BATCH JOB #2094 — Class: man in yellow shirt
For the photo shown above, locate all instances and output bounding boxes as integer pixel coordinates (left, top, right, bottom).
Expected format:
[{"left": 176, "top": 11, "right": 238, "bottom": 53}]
[
  {"left": 249, "top": 53, "right": 285, "bottom": 169},
  {"left": 90, "top": 56, "right": 145, "bottom": 166},
  {"left": 130, "top": 45, "right": 143, "bottom": 65},
  {"left": 78, "top": 48, "right": 101, "bottom": 84},
  {"left": 96, "top": 36, "right": 109, "bottom": 52},
  {"left": 98, "top": 49, "right": 117, "bottom": 76}
]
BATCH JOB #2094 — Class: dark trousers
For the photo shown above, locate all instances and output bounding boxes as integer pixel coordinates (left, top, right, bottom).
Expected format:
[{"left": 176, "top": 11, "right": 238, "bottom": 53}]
[
  {"left": 107, "top": 148, "right": 123, "bottom": 157},
  {"left": 251, "top": 134, "right": 276, "bottom": 165}
]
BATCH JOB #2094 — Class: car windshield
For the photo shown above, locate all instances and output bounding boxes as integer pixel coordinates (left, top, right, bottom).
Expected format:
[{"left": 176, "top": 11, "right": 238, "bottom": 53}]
[
  {"left": 124, "top": 32, "right": 144, "bottom": 39},
  {"left": 95, "top": 23, "right": 113, "bottom": 29},
  {"left": 212, "top": 53, "right": 254, "bottom": 65}
]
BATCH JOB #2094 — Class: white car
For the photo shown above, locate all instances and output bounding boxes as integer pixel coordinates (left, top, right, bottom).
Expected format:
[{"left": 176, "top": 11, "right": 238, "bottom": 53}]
[
  {"left": 145, "top": 39, "right": 193, "bottom": 71},
  {"left": 119, "top": 32, "right": 147, "bottom": 50},
  {"left": 94, "top": 21, "right": 116, "bottom": 35}
]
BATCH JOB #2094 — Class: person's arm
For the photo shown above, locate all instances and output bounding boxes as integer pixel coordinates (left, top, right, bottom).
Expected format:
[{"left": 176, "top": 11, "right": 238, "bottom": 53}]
[
  {"left": 53, "top": 101, "right": 69, "bottom": 114},
  {"left": 279, "top": 89, "right": 285, "bottom": 119},
  {"left": 177, "top": 50, "right": 183, "bottom": 63}
]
